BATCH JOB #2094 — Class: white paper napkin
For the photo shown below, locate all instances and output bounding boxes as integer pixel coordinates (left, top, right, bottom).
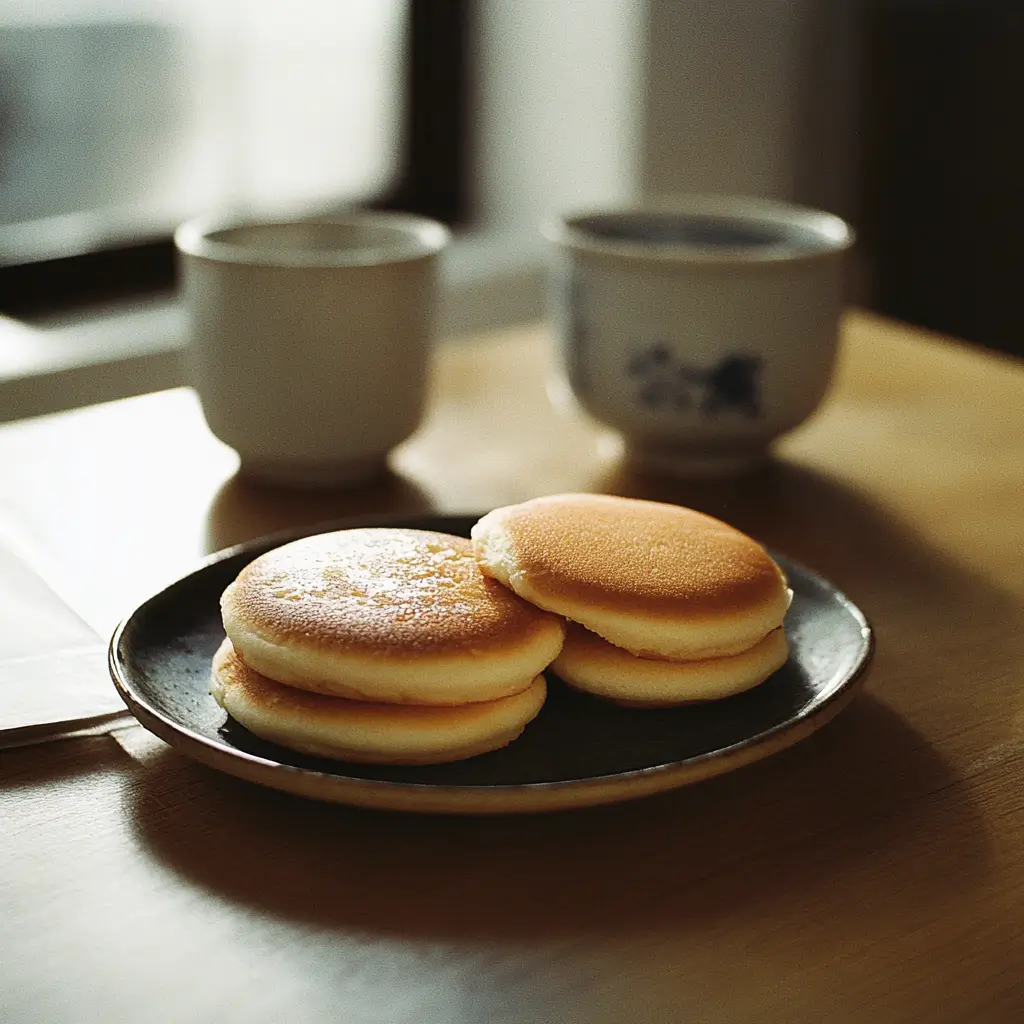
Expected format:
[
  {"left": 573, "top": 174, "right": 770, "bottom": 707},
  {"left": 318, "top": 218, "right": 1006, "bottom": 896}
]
[{"left": 0, "top": 535, "right": 126, "bottom": 740}]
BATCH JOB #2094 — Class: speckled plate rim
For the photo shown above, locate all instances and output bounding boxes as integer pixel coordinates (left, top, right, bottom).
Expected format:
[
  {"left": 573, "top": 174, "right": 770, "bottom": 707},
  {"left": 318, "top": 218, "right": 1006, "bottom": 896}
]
[{"left": 108, "top": 513, "right": 874, "bottom": 815}]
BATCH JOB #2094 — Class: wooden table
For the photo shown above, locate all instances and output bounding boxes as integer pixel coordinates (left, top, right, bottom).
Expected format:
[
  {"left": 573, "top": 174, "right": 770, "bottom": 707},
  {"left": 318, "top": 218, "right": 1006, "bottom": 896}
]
[{"left": 3, "top": 311, "right": 1023, "bottom": 1023}]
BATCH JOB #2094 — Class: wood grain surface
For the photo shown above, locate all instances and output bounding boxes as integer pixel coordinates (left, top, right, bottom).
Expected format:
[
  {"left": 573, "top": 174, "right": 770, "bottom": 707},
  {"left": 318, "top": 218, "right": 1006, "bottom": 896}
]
[{"left": 2, "top": 311, "right": 1023, "bottom": 1023}]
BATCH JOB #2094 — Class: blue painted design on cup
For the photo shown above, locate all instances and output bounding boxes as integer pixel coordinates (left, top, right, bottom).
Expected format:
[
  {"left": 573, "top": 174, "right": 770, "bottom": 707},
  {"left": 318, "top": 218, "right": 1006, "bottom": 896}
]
[{"left": 628, "top": 344, "right": 763, "bottom": 418}]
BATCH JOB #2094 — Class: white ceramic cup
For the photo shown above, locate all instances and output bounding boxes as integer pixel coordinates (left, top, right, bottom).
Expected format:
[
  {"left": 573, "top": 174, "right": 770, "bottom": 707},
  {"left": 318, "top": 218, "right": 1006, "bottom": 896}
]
[
  {"left": 545, "top": 197, "right": 854, "bottom": 476},
  {"left": 175, "top": 212, "right": 449, "bottom": 487}
]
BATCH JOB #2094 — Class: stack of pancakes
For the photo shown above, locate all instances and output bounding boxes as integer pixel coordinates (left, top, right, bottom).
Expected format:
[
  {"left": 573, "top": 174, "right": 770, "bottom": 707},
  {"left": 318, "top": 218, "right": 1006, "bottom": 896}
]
[
  {"left": 212, "top": 528, "right": 565, "bottom": 764},
  {"left": 471, "top": 494, "right": 791, "bottom": 707},
  {"left": 212, "top": 494, "right": 791, "bottom": 763}
]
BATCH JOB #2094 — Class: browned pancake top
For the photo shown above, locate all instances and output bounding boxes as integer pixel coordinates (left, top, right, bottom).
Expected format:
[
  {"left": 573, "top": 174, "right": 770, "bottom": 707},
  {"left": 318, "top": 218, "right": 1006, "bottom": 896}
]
[
  {"left": 223, "top": 528, "right": 561, "bottom": 654},
  {"left": 480, "top": 494, "right": 787, "bottom": 619}
]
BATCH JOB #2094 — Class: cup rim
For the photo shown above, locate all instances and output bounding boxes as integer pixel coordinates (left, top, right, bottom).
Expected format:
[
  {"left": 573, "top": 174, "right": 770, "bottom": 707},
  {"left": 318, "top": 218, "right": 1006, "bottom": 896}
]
[
  {"left": 542, "top": 196, "right": 854, "bottom": 265},
  {"left": 174, "top": 211, "right": 450, "bottom": 268}
]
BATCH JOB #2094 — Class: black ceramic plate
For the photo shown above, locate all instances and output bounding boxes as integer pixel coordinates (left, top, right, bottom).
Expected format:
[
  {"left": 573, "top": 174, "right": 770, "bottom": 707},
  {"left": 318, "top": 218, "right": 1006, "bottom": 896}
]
[{"left": 109, "top": 513, "right": 873, "bottom": 814}]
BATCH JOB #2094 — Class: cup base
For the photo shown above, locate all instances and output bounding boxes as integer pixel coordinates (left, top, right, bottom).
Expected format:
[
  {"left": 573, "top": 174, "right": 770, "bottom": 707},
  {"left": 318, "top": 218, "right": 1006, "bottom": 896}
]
[
  {"left": 625, "top": 442, "right": 769, "bottom": 479},
  {"left": 237, "top": 453, "right": 390, "bottom": 490}
]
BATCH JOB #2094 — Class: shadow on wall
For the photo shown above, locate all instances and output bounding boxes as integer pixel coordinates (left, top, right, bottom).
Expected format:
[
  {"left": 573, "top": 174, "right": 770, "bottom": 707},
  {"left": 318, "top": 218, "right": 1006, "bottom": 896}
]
[{"left": 860, "top": 2, "right": 1024, "bottom": 356}]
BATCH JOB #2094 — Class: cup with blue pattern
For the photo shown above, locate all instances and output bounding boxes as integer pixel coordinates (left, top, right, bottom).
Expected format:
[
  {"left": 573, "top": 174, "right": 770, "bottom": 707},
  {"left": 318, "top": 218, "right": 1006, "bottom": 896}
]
[{"left": 544, "top": 197, "right": 854, "bottom": 477}]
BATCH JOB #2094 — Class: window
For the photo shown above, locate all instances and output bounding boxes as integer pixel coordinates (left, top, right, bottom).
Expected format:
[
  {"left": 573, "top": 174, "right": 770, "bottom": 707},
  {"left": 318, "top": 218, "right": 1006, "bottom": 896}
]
[{"left": 0, "top": 0, "right": 469, "bottom": 315}]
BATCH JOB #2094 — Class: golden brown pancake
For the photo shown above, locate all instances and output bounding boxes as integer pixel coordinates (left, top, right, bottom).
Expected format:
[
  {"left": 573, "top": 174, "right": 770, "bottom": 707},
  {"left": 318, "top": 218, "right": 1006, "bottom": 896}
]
[
  {"left": 471, "top": 493, "right": 790, "bottom": 659},
  {"left": 211, "top": 639, "right": 546, "bottom": 764},
  {"left": 552, "top": 623, "right": 788, "bottom": 705},
  {"left": 221, "top": 528, "right": 565, "bottom": 704}
]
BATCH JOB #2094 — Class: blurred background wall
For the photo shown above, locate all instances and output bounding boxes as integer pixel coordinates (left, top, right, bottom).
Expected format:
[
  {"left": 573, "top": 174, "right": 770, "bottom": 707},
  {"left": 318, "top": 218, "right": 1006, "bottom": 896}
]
[{"left": 0, "top": 0, "right": 1020, "bottom": 357}]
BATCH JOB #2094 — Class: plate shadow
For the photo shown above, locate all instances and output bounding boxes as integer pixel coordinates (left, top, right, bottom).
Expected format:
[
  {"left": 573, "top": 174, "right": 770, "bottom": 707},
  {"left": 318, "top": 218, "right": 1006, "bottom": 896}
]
[{"left": 125, "top": 694, "right": 989, "bottom": 943}]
